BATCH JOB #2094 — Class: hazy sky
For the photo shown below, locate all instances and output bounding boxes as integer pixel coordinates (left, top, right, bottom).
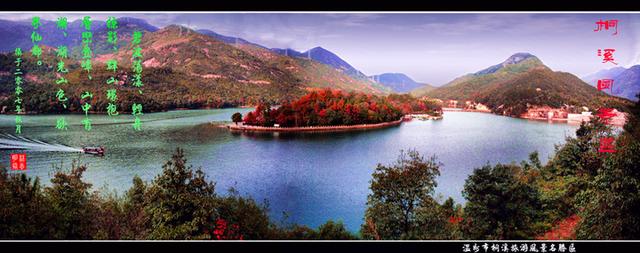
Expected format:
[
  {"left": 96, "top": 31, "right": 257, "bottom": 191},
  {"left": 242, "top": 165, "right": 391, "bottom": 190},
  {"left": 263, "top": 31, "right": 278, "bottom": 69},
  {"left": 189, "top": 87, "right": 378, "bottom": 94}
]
[{"left": 3, "top": 12, "right": 640, "bottom": 85}]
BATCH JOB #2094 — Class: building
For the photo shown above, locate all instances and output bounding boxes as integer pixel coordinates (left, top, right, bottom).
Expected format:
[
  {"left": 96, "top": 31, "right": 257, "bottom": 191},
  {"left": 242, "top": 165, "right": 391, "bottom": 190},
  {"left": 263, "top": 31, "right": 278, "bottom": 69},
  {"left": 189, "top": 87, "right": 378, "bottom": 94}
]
[
  {"left": 568, "top": 111, "right": 592, "bottom": 123},
  {"left": 521, "top": 106, "right": 568, "bottom": 120}
]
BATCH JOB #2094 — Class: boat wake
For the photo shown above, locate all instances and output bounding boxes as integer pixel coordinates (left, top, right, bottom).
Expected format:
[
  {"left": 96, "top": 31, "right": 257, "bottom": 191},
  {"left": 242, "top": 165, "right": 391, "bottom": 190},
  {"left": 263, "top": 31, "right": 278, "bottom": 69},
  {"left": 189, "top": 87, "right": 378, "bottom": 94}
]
[{"left": 0, "top": 133, "right": 83, "bottom": 153}]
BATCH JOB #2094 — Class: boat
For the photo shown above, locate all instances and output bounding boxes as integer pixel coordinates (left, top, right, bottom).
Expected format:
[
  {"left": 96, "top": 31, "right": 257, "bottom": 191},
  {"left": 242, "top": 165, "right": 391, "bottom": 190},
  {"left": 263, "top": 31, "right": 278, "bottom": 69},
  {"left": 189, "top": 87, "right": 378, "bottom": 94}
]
[{"left": 83, "top": 146, "right": 105, "bottom": 156}]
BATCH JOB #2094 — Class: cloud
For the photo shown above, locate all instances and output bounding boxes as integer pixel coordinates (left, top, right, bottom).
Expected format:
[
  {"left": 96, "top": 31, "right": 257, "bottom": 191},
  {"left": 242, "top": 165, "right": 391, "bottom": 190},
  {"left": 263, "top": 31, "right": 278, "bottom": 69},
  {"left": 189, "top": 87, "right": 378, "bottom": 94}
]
[
  {"left": 400, "top": 14, "right": 585, "bottom": 37},
  {"left": 323, "top": 13, "right": 384, "bottom": 27}
]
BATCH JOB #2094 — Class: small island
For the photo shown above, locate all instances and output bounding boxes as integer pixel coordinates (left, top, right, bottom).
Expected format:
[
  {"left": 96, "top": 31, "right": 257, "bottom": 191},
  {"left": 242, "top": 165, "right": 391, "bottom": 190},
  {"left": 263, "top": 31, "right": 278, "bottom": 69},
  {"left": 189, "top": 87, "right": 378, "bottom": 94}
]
[{"left": 228, "top": 89, "right": 442, "bottom": 133}]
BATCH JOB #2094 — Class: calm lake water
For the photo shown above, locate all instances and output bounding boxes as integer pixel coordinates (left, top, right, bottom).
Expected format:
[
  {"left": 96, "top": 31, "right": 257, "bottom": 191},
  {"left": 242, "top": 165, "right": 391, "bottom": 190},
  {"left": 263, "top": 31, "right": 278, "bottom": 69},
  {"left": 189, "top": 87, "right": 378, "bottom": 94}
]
[{"left": 0, "top": 109, "right": 578, "bottom": 232}]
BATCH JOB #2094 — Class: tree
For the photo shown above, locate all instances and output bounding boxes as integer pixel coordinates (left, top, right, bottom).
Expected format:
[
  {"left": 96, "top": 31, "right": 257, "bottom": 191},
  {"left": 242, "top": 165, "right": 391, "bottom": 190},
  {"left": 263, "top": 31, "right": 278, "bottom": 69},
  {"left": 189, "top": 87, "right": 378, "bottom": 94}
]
[
  {"left": 231, "top": 112, "right": 243, "bottom": 125},
  {"left": 574, "top": 95, "right": 640, "bottom": 239},
  {"left": 623, "top": 92, "right": 640, "bottom": 140},
  {"left": 214, "top": 189, "right": 272, "bottom": 240},
  {"left": 45, "top": 163, "right": 96, "bottom": 239},
  {"left": 0, "top": 149, "right": 370, "bottom": 240},
  {"left": 243, "top": 89, "right": 404, "bottom": 127},
  {"left": 0, "top": 168, "right": 52, "bottom": 239},
  {"left": 144, "top": 148, "right": 218, "bottom": 239},
  {"left": 462, "top": 163, "right": 542, "bottom": 239},
  {"left": 361, "top": 149, "right": 447, "bottom": 239},
  {"left": 575, "top": 134, "right": 640, "bottom": 239},
  {"left": 121, "top": 176, "right": 150, "bottom": 239},
  {"left": 91, "top": 193, "right": 124, "bottom": 239},
  {"left": 243, "top": 111, "right": 257, "bottom": 125},
  {"left": 316, "top": 220, "right": 356, "bottom": 240}
]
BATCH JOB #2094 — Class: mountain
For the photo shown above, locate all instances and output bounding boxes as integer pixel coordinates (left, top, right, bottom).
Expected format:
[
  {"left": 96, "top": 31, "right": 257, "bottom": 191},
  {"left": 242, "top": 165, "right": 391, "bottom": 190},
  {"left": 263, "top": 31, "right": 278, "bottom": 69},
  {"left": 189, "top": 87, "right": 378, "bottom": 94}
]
[
  {"left": 414, "top": 52, "right": 548, "bottom": 99},
  {"left": 193, "top": 29, "right": 386, "bottom": 93},
  {"left": 191, "top": 29, "right": 389, "bottom": 94},
  {"left": 98, "top": 25, "right": 305, "bottom": 102},
  {"left": 271, "top": 46, "right": 369, "bottom": 80},
  {"left": 0, "top": 20, "right": 31, "bottom": 52},
  {"left": 476, "top": 52, "right": 540, "bottom": 75},
  {"left": 581, "top": 67, "right": 626, "bottom": 86},
  {"left": 410, "top": 84, "right": 435, "bottom": 97},
  {"left": 305, "top": 47, "right": 368, "bottom": 78},
  {"left": 473, "top": 68, "right": 630, "bottom": 116},
  {"left": 412, "top": 52, "right": 631, "bottom": 116},
  {"left": 195, "top": 29, "right": 266, "bottom": 49},
  {"left": 0, "top": 18, "right": 159, "bottom": 55},
  {"left": 582, "top": 66, "right": 640, "bottom": 101},
  {"left": 0, "top": 24, "right": 392, "bottom": 113},
  {"left": 231, "top": 39, "right": 390, "bottom": 94},
  {"left": 270, "top": 48, "right": 305, "bottom": 58},
  {"left": 610, "top": 66, "right": 640, "bottom": 101},
  {"left": 370, "top": 73, "right": 431, "bottom": 93}
]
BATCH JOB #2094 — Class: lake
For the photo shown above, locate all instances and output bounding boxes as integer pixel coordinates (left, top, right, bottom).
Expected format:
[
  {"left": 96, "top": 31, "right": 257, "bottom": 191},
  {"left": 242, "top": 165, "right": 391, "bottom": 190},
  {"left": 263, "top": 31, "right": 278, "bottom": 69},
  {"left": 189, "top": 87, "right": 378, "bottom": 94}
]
[{"left": 0, "top": 109, "right": 578, "bottom": 232}]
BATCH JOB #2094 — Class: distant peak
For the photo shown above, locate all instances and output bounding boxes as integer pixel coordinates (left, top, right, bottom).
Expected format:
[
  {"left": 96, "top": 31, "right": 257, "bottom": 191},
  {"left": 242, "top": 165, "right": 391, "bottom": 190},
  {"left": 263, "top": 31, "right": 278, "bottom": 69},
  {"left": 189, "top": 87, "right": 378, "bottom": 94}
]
[
  {"left": 473, "top": 52, "right": 543, "bottom": 76},
  {"left": 158, "top": 25, "right": 195, "bottom": 35},
  {"left": 162, "top": 24, "right": 192, "bottom": 31},
  {"left": 627, "top": 65, "right": 640, "bottom": 70},
  {"left": 375, "top": 73, "right": 409, "bottom": 78},
  {"left": 117, "top": 17, "right": 147, "bottom": 23},
  {"left": 195, "top": 28, "right": 214, "bottom": 33},
  {"left": 305, "top": 46, "right": 332, "bottom": 55},
  {"left": 503, "top": 52, "right": 537, "bottom": 65}
]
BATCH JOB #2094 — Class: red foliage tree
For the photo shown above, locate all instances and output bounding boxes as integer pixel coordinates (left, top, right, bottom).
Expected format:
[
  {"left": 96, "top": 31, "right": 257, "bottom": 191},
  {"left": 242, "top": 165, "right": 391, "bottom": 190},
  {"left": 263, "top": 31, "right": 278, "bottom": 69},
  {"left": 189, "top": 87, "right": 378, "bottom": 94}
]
[
  {"left": 243, "top": 88, "right": 405, "bottom": 127},
  {"left": 210, "top": 218, "right": 243, "bottom": 240}
]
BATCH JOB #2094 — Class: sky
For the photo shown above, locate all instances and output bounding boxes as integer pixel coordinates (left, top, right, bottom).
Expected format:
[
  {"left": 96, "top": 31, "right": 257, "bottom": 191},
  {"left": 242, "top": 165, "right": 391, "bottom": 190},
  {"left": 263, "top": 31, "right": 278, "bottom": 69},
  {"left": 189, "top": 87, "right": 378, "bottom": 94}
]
[{"left": 2, "top": 12, "right": 640, "bottom": 85}]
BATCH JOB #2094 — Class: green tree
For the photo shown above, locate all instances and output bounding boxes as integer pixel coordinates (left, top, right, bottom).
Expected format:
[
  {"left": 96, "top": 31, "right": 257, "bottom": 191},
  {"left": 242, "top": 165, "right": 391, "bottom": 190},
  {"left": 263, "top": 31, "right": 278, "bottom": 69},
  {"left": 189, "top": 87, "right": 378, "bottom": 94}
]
[
  {"left": 440, "top": 197, "right": 464, "bottom": 239},
  {"left": 535, "top": 118, "right": 610, "bottom": 229},
  {"left": 462, "top": 163, "right": 542, "bottom": 239},
  {"left": 144, "top": 148, "right": 218, "bottom": 239},
  {"left": 0, "top": 149, "right": 370, "bottom": 240},
  {"left": 361, "top": 149, "right": 447, "bottom": 239},
  {"left": 575, "top": 134, "right": 640, "bottom": 239},
  {"left": 575, "top": 95, "right": 640, "bottom": 239},
  {"left": 121, "top": 176, "right": 150, "bottom": 239},
  {"left": 231, "top": 112, "right": 243, "bottom": 125},
  {"left": 316, "top": 220, "right": 356, "bottom": 240},
  {"left": 214, "top": 188, "right": 272, "bottom": 240},
  {"left": 45, "top": 163, "right": 96, "bottom": 239},
  {"left": 91, "top": 192, "right": 124, "bottom": 239},
  {"left": 441, "top": 197, "right": 456, "bottom": 218},
  {"left": 0, "top": 168, "right": 52, "bottom": 239}
]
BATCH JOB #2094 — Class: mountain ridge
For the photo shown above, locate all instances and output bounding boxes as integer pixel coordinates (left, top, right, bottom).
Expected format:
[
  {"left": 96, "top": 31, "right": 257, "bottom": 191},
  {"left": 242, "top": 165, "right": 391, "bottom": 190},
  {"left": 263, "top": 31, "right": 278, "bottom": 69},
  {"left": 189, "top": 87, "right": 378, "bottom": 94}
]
[
  {"left": 370, "top": 73, "right": 432, "bottom": 93},
  {"left": 413, "top": 53, "right": 548, "bottom": 99},
  {"left": 582, "top": 66, "right": 640, "bottom": 101},
  {"left": 411, "top": 52, "right": 631, "bottom": 115}
]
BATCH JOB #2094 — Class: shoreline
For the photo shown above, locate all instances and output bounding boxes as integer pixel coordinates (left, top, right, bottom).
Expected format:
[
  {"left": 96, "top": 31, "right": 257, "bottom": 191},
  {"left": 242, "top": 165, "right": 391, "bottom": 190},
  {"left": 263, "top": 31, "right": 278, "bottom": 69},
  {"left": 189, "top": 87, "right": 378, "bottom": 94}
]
[
  {"left": 227, "top": 119, "right": 404, "bottom": 133},
  {"left": 0, "top": 107, "right": 251, "bottom": 116},
  {"left": 442, "top": 107, "right": 492, "bottom": 113}
]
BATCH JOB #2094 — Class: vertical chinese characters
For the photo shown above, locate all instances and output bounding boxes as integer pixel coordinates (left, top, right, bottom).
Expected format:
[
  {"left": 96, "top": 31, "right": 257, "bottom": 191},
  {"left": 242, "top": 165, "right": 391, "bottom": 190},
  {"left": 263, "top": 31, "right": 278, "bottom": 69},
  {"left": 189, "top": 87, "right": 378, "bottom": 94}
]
[
  {"left": 597, "top": 48, "right": 617, "bottom": 65},
  {"left": 593, "top": 19, "right": 622, "bottom": 153},
  {"left": 131, "top": 30, "right": 144, "bottom": 131},
  {"left": 81, "top": 16, "right": 93, "bottom": 131},
  {"left": 14, "top": 48, "right": 24, "bottom": 134},
  {"left": 30, "top": 16, "right": 43, "bottom": 66},
  {"left": 594, "top": 19, "right": 619, "bottom": 35},
  {"left": 55, "top": 17, "right": 69, "bottom": 131},
  {"left": 106, "top": 17, "right": 119, "bottom": 118}
]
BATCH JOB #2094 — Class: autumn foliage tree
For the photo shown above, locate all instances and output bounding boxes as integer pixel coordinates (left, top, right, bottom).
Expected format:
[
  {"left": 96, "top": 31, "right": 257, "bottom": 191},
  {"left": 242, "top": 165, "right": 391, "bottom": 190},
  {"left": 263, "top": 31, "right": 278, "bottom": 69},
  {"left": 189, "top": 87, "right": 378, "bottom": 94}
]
[{"left": 243, "top": 89, "right": 404, "bottom": 127}]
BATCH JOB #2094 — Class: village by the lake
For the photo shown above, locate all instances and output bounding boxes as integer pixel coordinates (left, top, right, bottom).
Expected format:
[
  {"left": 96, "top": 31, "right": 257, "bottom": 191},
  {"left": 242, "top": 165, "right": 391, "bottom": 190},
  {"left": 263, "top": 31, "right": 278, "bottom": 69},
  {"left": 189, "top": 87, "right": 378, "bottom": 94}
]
[{"left": 0, "top": 13, "right": 639, "bottom": 241}]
